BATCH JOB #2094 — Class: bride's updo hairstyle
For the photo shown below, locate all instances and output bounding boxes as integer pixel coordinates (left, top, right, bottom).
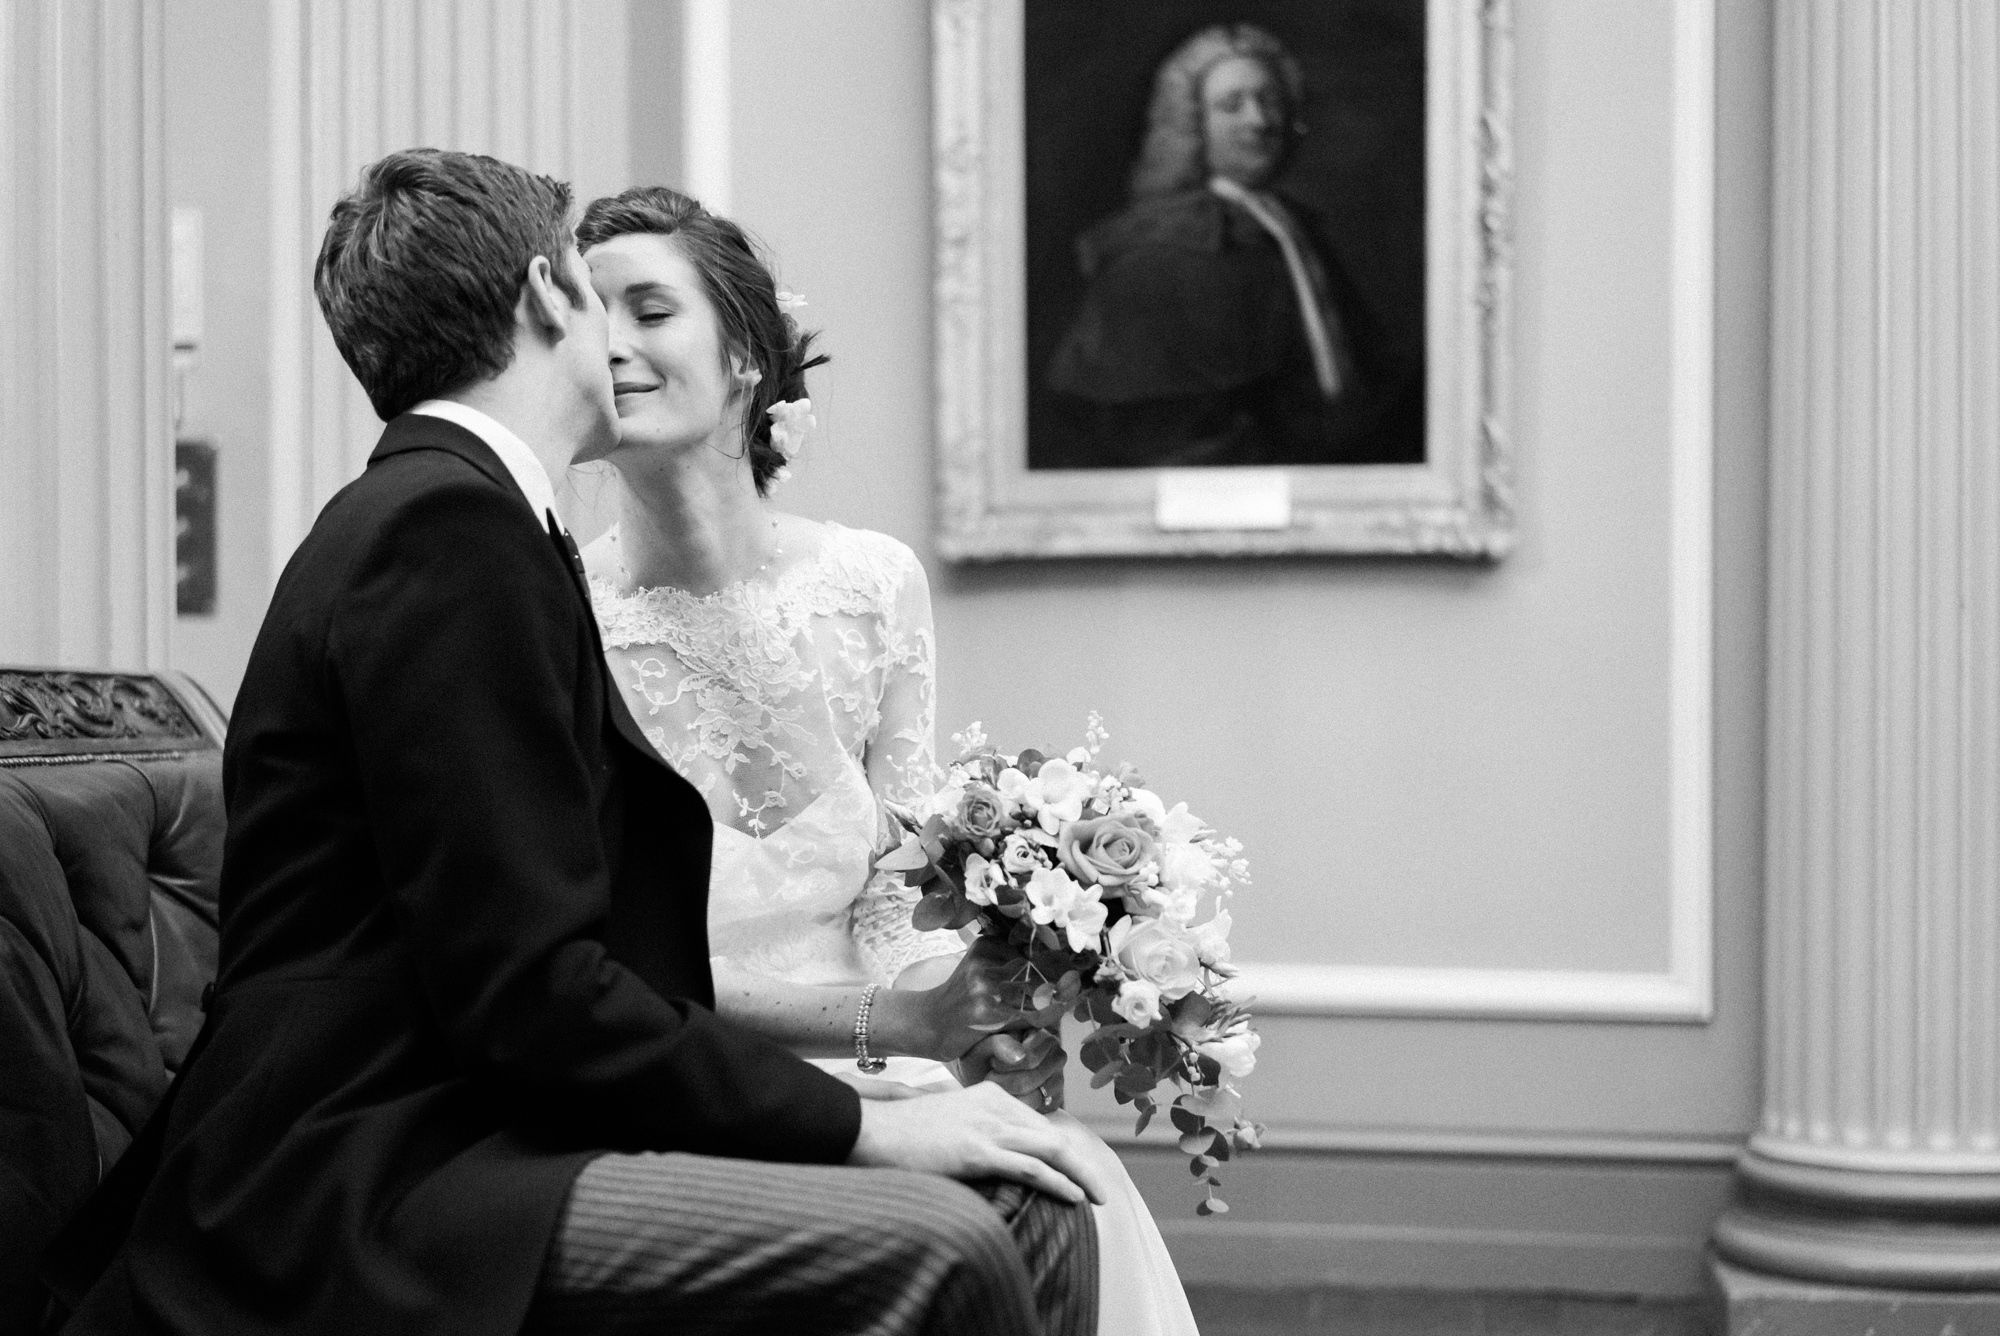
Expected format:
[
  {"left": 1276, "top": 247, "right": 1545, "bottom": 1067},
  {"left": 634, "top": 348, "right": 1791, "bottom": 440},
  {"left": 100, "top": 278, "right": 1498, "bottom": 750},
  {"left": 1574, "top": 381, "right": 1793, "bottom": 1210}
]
[{"left": 577, "top": 186, "right": 826, "bottom": 495}]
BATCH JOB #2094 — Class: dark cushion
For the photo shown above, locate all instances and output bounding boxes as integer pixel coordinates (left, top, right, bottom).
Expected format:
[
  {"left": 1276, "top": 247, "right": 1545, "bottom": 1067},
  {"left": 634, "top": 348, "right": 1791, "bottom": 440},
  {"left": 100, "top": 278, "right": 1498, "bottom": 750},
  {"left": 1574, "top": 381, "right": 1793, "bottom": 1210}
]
[{"left": 0, "top": 672, "right": 223, "bottom": 1335}]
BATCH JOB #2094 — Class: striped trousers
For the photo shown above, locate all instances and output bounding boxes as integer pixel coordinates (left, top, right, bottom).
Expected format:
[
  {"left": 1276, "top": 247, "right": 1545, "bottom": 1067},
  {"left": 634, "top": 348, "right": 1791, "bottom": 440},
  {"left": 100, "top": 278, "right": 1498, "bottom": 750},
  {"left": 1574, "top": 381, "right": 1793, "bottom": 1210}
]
[{"left": 521, "top": 1152, "right": 1099, "bottom": 1336}]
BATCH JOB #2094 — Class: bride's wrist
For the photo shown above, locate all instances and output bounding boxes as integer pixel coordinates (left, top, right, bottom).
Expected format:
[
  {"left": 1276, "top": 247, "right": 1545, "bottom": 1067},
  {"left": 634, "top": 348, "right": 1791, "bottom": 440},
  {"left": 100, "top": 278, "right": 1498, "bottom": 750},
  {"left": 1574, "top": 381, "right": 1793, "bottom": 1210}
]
[{"left": 862, "top": 987, "right": 936, "bottom": 1061}]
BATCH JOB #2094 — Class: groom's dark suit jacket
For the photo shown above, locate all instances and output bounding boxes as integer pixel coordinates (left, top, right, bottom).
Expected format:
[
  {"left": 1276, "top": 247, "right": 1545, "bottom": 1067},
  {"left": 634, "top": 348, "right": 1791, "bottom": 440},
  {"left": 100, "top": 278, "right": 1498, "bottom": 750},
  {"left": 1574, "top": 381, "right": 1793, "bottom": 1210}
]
[{"left": 59, "top": 413, "right": 863, "bottom": 1335}]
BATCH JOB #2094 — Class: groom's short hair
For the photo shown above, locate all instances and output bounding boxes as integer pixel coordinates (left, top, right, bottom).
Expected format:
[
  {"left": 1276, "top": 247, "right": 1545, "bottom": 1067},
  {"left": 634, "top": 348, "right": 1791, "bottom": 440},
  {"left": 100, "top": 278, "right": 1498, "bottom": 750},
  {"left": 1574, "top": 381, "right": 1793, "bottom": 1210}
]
[{"left": 315, "top": 148, "right": 584, "bottom": 421}]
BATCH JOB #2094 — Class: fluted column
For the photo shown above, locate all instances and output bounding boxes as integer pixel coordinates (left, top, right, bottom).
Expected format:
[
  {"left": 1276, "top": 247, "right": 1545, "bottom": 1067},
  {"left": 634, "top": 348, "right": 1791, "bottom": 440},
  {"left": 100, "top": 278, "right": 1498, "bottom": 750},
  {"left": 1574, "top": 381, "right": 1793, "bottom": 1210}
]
[
  {"left": 1712, "top": 0, "right": 2000, "bottom": 1318},
  {"left": 0, "top": 0, "right": 172, "bottom": 670},
  {"left": 266, "top": 0, "right": 629, "bottom": 572}
]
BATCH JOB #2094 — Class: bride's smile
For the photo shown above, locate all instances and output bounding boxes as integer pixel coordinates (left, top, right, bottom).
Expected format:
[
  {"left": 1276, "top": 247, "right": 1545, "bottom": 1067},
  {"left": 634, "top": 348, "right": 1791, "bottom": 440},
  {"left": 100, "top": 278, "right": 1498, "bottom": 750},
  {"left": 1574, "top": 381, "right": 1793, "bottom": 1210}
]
[{"left": 584, "top": 231, "right": 745, "bottom": 467}]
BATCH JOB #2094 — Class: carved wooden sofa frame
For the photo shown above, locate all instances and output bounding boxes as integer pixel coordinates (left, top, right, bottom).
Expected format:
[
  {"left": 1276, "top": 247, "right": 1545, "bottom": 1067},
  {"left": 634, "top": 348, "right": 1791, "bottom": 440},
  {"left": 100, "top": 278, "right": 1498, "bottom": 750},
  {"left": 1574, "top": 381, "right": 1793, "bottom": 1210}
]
[{"left": 0, "top": 668, "right": 227, "bottom": 1332}]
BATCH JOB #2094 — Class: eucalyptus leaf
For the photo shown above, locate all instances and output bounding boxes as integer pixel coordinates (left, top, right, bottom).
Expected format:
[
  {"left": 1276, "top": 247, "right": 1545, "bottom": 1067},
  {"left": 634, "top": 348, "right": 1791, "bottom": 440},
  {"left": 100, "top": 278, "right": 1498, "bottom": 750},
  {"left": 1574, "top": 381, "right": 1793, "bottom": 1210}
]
[
  {"left": 875, "top": 837, "right": 932, "bottom": 873},
  {"left": 911, "top": 890, "right": 962, "bottom": 932},
  {"left": 1114, "top": 1067, "right": 1158, "bottom": 1097}
]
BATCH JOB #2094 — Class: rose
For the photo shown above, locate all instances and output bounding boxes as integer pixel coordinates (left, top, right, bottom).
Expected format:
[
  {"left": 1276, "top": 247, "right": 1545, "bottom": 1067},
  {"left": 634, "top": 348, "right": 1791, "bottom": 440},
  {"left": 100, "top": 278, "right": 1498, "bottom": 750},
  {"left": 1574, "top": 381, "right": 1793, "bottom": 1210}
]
[
  {"left": 1197, "top": 1030, "right": 1260, "bottom": 1079},
  {"left": 956, "top": 784, "right": 1008, "bottom": 842},
  {"left": 1107, "top": 915, "right": 1205, "bottom": 999},
  {"left": 1025, "top": 866, "right": 1108, "bottom": 953},
  {"left": 1001, "top": 833, "right": 1046, "bottom": 876},
  {"left": 1112, "top": 978, "right": 1163, "bottom": 1027},
  {"left": 1057, "top": 814, "right": 1158, "bottom": 888}
]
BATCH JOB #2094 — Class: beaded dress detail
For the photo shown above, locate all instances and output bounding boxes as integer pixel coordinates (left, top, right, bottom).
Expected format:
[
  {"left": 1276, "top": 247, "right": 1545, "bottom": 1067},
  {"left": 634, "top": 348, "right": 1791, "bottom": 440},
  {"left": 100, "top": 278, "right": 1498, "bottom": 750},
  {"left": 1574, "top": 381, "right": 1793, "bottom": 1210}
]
[{"left": 586, "top": 521, "right": 962, "bottom": 986}]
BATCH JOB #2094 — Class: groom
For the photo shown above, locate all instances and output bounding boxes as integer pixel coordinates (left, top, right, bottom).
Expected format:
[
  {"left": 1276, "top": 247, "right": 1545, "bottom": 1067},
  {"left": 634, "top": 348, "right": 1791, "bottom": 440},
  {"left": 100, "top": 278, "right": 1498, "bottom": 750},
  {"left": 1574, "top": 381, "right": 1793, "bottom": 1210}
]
[{"left": 52, "top": 149, "right": 1100, "bottom": 1335}]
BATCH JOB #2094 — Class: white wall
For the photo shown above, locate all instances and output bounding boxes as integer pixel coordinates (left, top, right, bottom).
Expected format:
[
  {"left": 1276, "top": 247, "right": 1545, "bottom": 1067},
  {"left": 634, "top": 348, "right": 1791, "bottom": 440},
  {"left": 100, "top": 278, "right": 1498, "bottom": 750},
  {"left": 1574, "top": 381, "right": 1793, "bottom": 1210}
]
[{"left": 700, "top": 0, "right": 1771, "bottom": 1293}]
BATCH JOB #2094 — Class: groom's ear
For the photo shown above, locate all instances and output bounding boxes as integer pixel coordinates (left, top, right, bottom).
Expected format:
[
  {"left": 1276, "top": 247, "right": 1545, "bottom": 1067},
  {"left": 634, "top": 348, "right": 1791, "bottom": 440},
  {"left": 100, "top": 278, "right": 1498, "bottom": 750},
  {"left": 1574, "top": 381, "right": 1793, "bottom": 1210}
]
[{"left": 518, "top": 255, "right": 570, "bottom": 342}]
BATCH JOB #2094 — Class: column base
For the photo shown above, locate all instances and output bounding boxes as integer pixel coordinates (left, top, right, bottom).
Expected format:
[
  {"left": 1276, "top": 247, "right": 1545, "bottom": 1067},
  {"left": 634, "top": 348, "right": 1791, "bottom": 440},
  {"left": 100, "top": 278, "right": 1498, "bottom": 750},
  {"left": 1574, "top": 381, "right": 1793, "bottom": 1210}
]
[
  {"left": 1712, "top": 1144, "right": 2000, "bottom": 1289},
  {"left": 1710, "top": 1257, "right": 2000, "bottom": 1336}
]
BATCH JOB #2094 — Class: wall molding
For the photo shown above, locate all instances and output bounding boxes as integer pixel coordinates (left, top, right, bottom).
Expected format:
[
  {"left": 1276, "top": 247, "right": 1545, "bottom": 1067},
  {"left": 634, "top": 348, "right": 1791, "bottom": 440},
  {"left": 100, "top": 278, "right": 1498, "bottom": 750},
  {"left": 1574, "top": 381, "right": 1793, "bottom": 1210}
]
[
  {"left": 1081, "top": 1113, "right": 1742, "bottom": 1165},
  {"left": 1111, "top": 1137, "right": 1736, "bottom": 1297},
  {"left": 1230, "top": 0, "right": 1717, "bottom": 1023}
]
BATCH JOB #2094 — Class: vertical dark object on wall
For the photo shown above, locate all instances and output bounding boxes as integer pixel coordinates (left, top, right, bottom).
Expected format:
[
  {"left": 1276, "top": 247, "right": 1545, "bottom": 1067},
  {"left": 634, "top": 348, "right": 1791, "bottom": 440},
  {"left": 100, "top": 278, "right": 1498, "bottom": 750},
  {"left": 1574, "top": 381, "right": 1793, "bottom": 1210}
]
[{"left": 175, "top": 441, "right": 217, "bottom": 617}]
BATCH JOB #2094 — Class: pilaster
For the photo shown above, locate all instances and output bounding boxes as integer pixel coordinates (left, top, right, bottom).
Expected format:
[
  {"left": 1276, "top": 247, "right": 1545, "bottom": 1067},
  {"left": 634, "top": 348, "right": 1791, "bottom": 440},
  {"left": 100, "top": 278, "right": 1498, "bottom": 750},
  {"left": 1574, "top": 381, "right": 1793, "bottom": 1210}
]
[
  {"left": 0, "top": 0, "right": 172, "bottom": 670},
  {"left": 266, "top": 0, "right": 629, "bottom": 571},
  {"left": 1713, "top": 0, "right": 2000, "bottom": 1320}
]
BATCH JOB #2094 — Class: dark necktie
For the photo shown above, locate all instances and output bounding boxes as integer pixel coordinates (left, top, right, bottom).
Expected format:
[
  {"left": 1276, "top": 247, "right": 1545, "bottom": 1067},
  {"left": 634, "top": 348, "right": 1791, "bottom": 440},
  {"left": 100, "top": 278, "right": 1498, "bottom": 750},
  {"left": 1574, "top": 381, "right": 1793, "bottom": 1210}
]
[{"left": 546, "top": 509, "right": 587, "bottom": 581}]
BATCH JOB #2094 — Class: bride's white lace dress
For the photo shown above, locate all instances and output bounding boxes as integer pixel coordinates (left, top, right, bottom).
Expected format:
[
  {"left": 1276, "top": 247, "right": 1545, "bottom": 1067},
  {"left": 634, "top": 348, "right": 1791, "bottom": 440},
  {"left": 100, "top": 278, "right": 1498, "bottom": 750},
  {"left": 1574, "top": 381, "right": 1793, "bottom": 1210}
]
[{"left": 586, "top": 519, "right": 1198, "bottom": 1336}]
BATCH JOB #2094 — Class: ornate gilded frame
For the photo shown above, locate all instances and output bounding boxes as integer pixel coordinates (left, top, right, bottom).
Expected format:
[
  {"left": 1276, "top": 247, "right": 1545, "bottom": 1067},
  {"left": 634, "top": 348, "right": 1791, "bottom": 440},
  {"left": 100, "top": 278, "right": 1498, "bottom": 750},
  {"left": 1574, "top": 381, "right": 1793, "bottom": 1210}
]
[{"left": 933, "top": 0, "right": 1514, "bottom": 560}]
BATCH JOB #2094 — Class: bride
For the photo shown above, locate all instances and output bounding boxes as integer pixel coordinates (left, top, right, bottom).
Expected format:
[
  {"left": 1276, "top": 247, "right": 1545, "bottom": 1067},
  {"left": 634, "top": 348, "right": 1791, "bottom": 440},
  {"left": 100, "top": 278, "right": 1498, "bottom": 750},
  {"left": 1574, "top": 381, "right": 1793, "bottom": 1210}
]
[{"left": 571, "top": 186, "right": 1200, "bottom": 1336}]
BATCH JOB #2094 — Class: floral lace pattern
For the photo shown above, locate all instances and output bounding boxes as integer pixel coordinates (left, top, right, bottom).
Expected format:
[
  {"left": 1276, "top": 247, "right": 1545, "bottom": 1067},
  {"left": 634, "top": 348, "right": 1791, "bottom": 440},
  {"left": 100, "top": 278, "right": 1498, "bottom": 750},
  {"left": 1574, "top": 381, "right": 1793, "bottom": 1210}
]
[{"left": 587, "top": 521, "right": 961, "bottom": 985}]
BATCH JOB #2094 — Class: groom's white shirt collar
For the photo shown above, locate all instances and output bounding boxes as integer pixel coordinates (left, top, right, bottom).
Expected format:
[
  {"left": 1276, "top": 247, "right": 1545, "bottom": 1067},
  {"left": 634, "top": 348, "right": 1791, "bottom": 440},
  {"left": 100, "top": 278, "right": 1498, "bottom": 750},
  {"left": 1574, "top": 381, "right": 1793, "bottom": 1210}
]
[{"left": 407, "top": 399, "right": 563, "bottom": 531}]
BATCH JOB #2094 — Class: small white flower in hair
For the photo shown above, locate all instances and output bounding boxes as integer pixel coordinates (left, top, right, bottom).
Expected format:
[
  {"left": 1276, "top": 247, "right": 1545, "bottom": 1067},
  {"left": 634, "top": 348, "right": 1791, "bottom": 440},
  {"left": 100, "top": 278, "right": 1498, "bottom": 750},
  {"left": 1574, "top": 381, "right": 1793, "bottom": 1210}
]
[
  {"left": 767, "top": 397, "right": 816, "bottom": 462},
  {"left": 775, "top": 290, "right": 808, "bottom": 315}
]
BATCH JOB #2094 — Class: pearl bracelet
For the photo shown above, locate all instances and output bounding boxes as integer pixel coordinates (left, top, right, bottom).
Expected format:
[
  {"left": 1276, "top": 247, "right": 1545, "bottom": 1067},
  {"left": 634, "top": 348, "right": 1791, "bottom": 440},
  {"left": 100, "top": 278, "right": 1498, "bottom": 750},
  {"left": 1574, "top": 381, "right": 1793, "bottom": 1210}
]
[{"left": 853, "top": 982, "right": 888, "bottom": 1073}]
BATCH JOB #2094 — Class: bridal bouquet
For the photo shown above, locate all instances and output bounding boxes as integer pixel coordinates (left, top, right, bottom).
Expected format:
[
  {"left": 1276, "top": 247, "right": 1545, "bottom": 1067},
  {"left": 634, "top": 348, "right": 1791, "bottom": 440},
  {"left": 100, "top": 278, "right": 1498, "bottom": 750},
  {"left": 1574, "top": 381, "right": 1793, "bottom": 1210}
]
[{"left": 879, "top": 715, "right": 1261, "bottom": 1214}]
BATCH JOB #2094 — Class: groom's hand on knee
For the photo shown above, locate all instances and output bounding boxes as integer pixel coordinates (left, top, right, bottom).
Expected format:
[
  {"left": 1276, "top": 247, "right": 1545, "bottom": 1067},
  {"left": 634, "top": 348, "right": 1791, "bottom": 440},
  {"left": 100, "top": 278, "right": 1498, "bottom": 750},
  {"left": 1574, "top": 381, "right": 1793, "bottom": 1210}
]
[{"left": 846, "top": 1082, "right": 1109, "bottom": 1207}]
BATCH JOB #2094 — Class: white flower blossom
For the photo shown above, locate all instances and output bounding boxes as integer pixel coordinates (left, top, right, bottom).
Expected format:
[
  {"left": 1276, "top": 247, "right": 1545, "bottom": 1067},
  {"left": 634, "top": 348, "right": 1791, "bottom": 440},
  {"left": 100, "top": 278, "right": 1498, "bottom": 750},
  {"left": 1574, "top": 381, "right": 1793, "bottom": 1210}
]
[
  {"left": 1025, "top": 866, "right": 1107, "bottom": 952},
  {"left": 963, "top": 852, "right": 1003, "bottom": 907},
  {"left": 1112, "top": 978, "right": 1163, "bottom": 1027},
  {"left": 1198, "top": 1030, "right": 1260, "bottom": 1079},
  {"left": 766, "top": 397, "right": 815, "bottom": 461}
]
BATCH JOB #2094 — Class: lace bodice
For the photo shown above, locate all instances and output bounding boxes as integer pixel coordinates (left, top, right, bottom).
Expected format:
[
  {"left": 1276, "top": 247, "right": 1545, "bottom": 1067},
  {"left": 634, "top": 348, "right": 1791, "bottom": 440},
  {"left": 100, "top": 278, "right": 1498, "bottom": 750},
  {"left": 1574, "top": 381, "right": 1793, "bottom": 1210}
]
[{"left": 587, "top": 520, "right": 962, "bottom": 985}]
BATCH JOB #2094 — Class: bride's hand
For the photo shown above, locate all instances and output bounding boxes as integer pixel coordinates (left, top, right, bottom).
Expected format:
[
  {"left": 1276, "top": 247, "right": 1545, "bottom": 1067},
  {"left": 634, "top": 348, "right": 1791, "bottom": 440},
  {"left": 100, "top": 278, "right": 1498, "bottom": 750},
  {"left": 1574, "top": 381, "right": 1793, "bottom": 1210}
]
[
  {"left": 952, "top": 1028, "right": 1066, "bottom": 1114},
  {"left": 893, "top": 936, "right": 1035, "bottom": 1063}
]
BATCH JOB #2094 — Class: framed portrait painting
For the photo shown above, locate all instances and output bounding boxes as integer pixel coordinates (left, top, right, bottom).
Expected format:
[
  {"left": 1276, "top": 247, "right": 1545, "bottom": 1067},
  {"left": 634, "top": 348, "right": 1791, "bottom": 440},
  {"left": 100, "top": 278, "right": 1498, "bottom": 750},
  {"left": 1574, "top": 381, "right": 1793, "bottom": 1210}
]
[{"left": 933, "top": 0, "right": 1514, "bottom": 559}]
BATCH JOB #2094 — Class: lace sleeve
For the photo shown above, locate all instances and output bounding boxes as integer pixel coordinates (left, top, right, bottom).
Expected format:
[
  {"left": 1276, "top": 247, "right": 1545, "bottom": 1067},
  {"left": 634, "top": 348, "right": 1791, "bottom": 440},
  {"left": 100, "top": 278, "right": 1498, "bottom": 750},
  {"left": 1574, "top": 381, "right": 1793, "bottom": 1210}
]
[
  {"left": 854, "top": 541, "right": 963, "bottom": 984},
  {"left": 864, "top": 541, "right": 941, "bottom": 810}
]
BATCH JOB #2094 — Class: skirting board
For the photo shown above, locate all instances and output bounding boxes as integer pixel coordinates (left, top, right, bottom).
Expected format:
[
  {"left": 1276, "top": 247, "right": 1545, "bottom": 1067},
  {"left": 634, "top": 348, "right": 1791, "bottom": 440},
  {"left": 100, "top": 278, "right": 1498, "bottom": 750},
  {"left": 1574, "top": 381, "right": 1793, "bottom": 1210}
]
[{"left": 1112, "top": 1140, "right": 1736, "bottom": 1298}]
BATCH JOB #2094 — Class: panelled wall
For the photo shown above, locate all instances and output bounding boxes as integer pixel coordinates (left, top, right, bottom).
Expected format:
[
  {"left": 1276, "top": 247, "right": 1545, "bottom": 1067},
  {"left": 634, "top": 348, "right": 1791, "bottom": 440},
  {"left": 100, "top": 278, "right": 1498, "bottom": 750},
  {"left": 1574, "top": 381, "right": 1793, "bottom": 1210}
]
[
  {"left": 134, "top": 0, "right": 1777, "bottom": 1298},
  {"left": 266, "top": 0, "right": 631, "bottom": 569},
  {"left": 165, "top": 0, "right": 633, "bottom": 703},
  {"left": 1, "top": 0, "right": 172, "bottom": 671},
  {"left": 708, "top": 0, "right": 1771, "bottom": 1294}
]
